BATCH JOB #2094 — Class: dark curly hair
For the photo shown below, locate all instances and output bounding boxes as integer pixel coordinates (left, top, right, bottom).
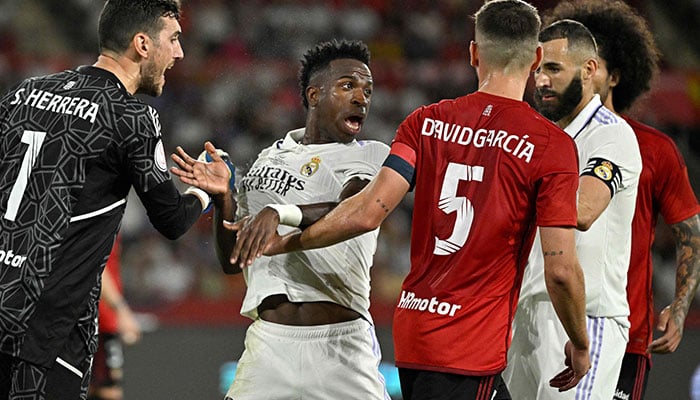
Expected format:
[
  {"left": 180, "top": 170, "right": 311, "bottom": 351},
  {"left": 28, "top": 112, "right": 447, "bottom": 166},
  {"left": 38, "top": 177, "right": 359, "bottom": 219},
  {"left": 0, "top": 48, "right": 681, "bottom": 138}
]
[
  {"left": 544, "top": 0, "right": 660, "bottom": 112},
  {"left": 299, "top": 39, "right": 370, "bottom": 110}
]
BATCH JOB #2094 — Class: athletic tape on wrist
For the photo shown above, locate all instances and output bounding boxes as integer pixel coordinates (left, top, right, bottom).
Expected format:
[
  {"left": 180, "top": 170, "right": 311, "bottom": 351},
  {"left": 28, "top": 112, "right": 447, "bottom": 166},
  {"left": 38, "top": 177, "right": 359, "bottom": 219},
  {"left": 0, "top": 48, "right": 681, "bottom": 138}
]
[
  {"left": 186, "top": 186, "right": 212, "bottom": 213},
  {"left": 266, "top": 204, "right": 303, "bottom": 227}
]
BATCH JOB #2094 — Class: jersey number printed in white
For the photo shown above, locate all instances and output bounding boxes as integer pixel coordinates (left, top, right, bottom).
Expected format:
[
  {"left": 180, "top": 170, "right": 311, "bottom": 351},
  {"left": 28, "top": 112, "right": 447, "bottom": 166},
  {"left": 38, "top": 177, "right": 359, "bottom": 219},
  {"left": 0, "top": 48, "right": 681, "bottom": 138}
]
[
  {"left": 434, "top": 162, "right": 483, "bottom": 255},
  {"left": 4, "top": 130, "right": 46, "bottom": 221}
]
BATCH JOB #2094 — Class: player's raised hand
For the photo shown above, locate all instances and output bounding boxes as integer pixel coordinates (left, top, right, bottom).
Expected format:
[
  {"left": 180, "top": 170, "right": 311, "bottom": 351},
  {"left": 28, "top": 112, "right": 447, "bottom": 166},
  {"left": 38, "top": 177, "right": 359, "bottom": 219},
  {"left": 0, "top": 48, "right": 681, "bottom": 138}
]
[
  {"left": 549, "top": 340, "right": 590, "bottom": 392},
  {"left": 648, "top": 305, "right": 684, "bottom": 354},
  {"left": 171, "top": 141, "right": 233, "bottom": 195}
]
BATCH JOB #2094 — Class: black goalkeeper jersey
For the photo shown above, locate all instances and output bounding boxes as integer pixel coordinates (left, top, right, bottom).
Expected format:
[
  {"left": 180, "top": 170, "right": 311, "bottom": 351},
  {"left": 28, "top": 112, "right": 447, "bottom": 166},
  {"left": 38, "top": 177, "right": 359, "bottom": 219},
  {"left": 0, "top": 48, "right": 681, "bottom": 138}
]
[{"left": 0, "top": 66, "right": 202, "bottom": 367}]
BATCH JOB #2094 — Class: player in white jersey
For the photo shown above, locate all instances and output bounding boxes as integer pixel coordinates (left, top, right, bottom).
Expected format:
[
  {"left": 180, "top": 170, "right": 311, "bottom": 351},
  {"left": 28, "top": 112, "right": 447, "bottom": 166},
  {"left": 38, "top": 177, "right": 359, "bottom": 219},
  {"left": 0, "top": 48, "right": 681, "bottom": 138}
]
[
  {"left": 504, "top": 20, "right": 642, "bottom": 399},
  {"left": 172, "top": 40, "right": 390, "bottom": 400},
  {"left": 235, "top": 127, "right": 388, "bottom": 325}
]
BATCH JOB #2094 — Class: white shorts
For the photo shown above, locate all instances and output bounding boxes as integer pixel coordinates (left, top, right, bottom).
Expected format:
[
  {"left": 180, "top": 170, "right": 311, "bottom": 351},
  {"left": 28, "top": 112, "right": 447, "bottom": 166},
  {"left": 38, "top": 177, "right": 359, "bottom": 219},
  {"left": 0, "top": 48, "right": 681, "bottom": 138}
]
[
  {"left": 504, "top": 297, "right": 628, "bottom": 400},
  {"left": 225, "top": 318, "right": 391, "bottom": 400}
]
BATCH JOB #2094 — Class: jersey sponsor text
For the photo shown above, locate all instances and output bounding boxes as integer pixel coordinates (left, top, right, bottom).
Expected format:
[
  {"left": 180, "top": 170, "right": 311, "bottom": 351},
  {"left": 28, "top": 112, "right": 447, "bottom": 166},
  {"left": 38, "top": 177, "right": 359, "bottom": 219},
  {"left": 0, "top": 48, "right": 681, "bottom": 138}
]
[
  {"left": 241, "top": 165, "right": 306, "bottom": 196},
  {"left": 397, "top": 290, "right": 462, "bottom": 317},
  {"left": 421, "top": 117, "right": 535, "bottom": 163},
  {"left": 0, "top": 248, "right": 28, "bottom": 268}
]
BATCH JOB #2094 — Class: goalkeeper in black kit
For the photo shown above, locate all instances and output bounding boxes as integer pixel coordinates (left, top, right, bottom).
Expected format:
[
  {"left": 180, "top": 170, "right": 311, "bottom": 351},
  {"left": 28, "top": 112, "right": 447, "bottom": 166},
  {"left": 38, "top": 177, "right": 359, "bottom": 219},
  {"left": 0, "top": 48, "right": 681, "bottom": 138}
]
[{"left": 0, "top": 1, "right": 225, "bottom": 399}]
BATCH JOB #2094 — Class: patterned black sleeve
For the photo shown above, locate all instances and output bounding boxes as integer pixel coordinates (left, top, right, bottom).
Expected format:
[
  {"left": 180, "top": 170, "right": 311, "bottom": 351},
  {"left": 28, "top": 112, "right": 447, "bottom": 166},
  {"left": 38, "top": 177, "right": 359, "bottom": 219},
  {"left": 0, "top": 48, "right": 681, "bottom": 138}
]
[{"left": 122, "top": 102, "right": 202, "bottom": 238}]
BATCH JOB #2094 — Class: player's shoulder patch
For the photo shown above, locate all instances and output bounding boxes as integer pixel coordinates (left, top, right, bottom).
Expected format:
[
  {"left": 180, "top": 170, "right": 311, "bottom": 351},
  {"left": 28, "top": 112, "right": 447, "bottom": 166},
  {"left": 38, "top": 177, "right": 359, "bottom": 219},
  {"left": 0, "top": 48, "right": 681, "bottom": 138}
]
[{"left": 154, "top": 139, "right": 168, "bottom": 172}]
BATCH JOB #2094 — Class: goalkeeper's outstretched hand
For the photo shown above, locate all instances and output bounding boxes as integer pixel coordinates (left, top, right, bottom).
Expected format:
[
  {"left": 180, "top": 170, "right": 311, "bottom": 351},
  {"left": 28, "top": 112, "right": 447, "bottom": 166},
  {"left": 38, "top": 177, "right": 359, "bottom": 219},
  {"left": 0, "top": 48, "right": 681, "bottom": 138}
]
[{"left": 171, "top": 141, "right": 234, "bottom": 196}]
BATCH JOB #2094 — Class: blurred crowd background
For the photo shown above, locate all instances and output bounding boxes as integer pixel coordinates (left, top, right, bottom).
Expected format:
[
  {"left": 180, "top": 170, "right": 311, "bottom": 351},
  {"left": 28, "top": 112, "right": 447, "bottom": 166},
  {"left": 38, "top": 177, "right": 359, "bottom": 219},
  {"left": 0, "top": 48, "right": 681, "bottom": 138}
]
[{"left": 1, "top": 0, "right": 699, "bottom": 328}]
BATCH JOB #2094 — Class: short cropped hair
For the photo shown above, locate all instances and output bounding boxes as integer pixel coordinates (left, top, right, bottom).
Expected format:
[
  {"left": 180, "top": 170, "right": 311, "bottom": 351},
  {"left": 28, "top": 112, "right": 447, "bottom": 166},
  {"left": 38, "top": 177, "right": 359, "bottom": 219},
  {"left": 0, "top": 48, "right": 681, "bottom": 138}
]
[
  {"left": 544, "top": 0, "right": 659, "bottom": 111},
  {"left": 98, "top": 0, "right": 181, "bottom": 53},
  {"left": 474, "top": 0, "right": 541, "bottom": 71},
  {"left": 539, "top": 19, "right": 598, "bottom": 65},
  {"left": 299, "top": 39, "right": 370, "bottom": 110}
]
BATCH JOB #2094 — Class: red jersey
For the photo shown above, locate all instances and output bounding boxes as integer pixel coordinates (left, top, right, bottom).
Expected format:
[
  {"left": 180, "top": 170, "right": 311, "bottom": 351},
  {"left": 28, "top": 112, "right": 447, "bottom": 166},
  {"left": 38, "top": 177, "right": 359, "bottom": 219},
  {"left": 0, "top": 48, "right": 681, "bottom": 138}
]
[
  {"left": 623, "top": 116, "right": 700, "bottom": 358},
  {"left": 98, "top": 237, "right": 123, "bottom": 334},
  {"left": 386, "top": 92, "right": 579, "bottom": 375}
]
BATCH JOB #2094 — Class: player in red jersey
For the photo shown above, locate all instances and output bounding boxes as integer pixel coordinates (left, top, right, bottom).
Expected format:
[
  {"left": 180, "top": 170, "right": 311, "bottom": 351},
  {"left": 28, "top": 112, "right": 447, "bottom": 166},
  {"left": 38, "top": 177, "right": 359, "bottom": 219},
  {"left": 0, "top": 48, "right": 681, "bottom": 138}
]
[
  {"left": 88, "top": 236, "right": 141, "bottom": 400},
  {"left": 545, "top": 1, "right": 700, "bottom": 399},
  {"left": 227, "top": 1, "right": 590, "bottom": 399}
]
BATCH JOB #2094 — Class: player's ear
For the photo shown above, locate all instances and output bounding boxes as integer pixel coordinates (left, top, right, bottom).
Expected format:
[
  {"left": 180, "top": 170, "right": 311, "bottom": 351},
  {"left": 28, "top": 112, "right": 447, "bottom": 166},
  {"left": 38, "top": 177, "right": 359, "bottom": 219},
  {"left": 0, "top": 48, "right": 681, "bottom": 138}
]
[
  {"left": 531, "top": 45, "right": 543, "bottom": 72},
  {"left": 306, "top": 86, "right": 319, "bottom": 108},
  {"left": 582, "top": 57, "right": 598, "bottom": 82},
  {"left": 469, "top": 40, "right": 479, "bottom": 68},
  {"left": 608, "top": 69, "right": 621, "bottom": 89},
  {"left": 133, "top": 33, "right": 150, "bottom": 58}
]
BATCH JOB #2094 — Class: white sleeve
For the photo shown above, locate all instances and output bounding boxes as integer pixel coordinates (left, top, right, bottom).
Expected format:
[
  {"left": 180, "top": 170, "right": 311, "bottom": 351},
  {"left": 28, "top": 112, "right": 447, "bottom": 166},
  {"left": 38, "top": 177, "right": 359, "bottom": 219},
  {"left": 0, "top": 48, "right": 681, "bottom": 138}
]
[{"left": 340, "top": 141, "right": 390, "bottom": 185}]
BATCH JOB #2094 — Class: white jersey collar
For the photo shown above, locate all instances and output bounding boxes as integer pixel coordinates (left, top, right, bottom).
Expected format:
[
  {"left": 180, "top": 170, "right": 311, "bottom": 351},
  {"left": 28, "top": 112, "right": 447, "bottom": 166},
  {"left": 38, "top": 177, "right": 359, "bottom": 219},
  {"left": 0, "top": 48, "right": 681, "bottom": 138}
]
[
  {"left": 279, "top": 128, "right": 307, "bottom": 150},
  {"left": 563, "top": 94, "right": 602, "bottom": 139},
  {"left": 279, "top": 127, "right": 358, "bottom": 150}
]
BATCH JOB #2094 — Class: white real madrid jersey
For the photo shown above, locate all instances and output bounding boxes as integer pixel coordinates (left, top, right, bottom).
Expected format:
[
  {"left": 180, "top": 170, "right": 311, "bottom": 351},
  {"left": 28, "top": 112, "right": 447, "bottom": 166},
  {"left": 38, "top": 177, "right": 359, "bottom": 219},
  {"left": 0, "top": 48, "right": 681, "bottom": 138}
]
[
  {"left": 520, "top": 95, "right": 641, "bottom": 321},
  {"left": 237, "top": 128, "right": 390, "bottom": 323}
]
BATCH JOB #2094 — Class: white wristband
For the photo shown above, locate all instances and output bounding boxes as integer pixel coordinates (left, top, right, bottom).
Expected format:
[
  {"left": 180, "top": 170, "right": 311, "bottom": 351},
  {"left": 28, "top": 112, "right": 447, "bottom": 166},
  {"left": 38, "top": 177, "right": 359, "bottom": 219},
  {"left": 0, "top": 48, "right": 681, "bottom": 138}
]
[
  {"left": 266, "top": 204, "right": 303, "bottom": 227},
  {"left": 185, "top": 186, "right": 211, "bottom": 212}
]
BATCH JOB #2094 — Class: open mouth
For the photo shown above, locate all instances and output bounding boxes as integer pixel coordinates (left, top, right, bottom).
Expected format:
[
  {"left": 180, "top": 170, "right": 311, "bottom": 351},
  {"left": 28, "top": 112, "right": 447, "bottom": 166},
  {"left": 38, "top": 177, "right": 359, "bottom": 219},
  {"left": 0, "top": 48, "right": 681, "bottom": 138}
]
[{"left": 345, "top": 115, "right": 364, "bottom": 133}]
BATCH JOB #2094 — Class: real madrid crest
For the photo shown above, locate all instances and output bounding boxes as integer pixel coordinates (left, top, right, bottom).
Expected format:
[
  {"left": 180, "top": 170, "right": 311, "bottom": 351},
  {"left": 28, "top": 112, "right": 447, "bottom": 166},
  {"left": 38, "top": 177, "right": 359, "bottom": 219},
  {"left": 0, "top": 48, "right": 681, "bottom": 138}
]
[
  {"left": 594, "top": 160, "right": 613, "bottom": 181},
  {"left": 301, "top": 156, "right": 321, "bottom": 177}
]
